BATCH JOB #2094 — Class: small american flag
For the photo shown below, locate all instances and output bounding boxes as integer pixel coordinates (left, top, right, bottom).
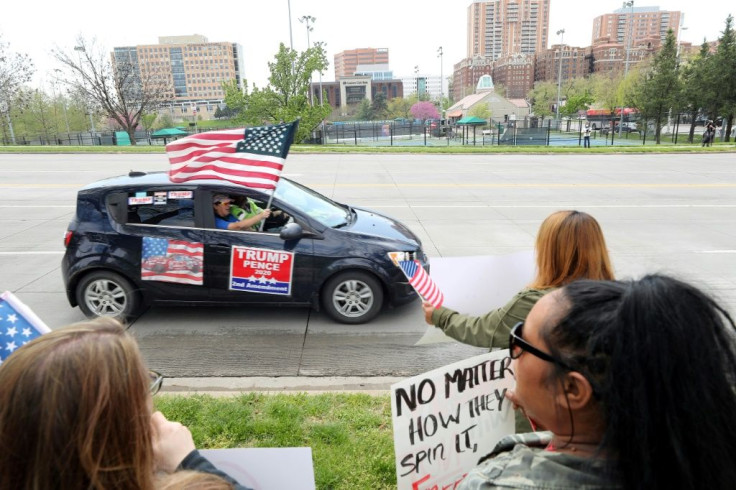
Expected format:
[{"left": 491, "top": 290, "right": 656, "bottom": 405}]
[
  {"left": 0, "top": 291, "right": 51, "bottom": 364},
  {"left": 166, "top": 120, "right": 299, "bottom": 190},
  {"left": 141, "top": 237, "right": 204, "bottom": 285},
  {"left": 398, "top": 260, "right": 444, "bottom": 308}
]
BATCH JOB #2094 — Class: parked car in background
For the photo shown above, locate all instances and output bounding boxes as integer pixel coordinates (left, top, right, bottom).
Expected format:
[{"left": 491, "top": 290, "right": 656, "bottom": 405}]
[{"left": 62, "top": 171, "right": 428, "bottom": 324}]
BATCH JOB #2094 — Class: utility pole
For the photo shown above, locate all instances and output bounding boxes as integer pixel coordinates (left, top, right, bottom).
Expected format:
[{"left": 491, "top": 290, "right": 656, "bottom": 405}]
[
  {"left": 437, "top": 46, "right": 444, "bottom": 119},
  {"left": 299, "top": 15, "right": 316, "bottom": 106},
  {"left": 619, "top": 1, "right": 634, "bottom": 136},
  {"left": 555, "top": 29, "right": 565, "bottom": 122}
]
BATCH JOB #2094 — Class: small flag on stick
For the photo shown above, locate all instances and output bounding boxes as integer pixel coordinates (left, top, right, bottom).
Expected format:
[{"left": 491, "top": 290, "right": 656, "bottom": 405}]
[
  {"left": 166, "top": 120, "right": 299, "bottom": 190},
  {"left": 397, "top": 259, "right": 444, "bottom": 308},
  {"left": 0, "top": 291, "right": 51, "bottom": 364}
]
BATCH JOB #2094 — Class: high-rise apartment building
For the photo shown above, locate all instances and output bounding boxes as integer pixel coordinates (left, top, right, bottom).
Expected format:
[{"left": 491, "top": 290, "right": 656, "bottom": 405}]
[
  {"left": 334, "top": 48, "right": 389, "bottom": 79},
  {"left": 112, "top": 34, "right": 246, "bottom": 119},
  {"left": 592, "top": 6, "right": 682, "bottom": 48},
  {"left": 467, "top": 0, "right": 550, "bottom": 61}
]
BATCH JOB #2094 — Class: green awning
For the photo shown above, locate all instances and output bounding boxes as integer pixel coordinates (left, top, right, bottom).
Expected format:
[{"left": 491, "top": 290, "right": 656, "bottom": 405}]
[
  {"left": 114, "top": 131, "right": 131, "bottom": 146},
  {"left": 151, "top": 128, "right": 189, "bottom": 138},
  {"left": 456, "top": 116, "right": 487, "bottom": 125}
]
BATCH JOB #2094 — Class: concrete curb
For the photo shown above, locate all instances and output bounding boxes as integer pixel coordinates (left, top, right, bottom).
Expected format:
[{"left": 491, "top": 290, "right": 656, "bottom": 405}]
[{"left": 161, "top": 376, "right": 402, "bottom": 396}]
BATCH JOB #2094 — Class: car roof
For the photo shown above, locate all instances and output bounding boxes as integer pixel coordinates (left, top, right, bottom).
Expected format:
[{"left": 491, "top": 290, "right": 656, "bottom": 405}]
[{"left": 80, "top": 171, "right": 278, "bottom": 192}]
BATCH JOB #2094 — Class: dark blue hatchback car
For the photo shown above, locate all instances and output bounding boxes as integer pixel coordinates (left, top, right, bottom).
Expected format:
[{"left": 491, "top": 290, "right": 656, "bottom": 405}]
[{"left": 61, "top": 171, "right": 428, "bottom": 324}]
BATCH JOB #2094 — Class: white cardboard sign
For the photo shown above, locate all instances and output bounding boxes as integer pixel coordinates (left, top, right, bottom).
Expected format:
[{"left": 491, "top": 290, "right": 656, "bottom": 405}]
[
  {"left": 391, "top": 350, "right": 515, "bottom": 489},
  {"left": 200, "top": 447, "right": 315, "bottom": 489}
]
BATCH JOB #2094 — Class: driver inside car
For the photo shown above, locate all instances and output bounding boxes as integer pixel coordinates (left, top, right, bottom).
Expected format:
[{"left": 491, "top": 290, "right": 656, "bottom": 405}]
[
  {"left": 231, "top": 197, "right": 290, "bottom": 232},
  {"left": 213, "top": 194, "right": 270, "bottom": 231}
]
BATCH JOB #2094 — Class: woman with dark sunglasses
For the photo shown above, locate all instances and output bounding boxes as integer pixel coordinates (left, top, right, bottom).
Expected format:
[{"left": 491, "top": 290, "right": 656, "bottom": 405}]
[
  {"left": 0, "top": 317, "right": 248, "bottom": 490},
  {"left": 459, "top": 274, "right": 736, "bottom": 490}
]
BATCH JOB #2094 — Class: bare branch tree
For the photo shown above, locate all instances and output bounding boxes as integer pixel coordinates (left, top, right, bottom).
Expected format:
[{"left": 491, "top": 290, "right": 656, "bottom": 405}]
[
  {"left": 53, "top": 35, "right": 173, "bottom": 144},
  {"left": 0, "top": 36, "right": 35, "bottom": 144}
]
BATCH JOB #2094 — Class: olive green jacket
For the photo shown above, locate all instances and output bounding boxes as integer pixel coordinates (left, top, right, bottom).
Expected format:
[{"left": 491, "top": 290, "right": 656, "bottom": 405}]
[{"left": 431, "top": 288, "right": 553, "bottom": 349}]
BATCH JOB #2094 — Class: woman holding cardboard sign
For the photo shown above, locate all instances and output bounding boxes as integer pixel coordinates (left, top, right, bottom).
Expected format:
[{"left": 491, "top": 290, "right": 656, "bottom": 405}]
[
  {"left": 422, "top": 210, "right": 614, "bottom": 350},
  {"left": 459, "top": 274, "right": 736, "bottom": 489}
]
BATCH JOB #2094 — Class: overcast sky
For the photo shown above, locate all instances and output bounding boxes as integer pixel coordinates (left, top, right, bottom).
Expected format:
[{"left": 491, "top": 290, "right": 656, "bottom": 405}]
[{"left": 2, "top": 0, "right": 733, "bottom": 91}]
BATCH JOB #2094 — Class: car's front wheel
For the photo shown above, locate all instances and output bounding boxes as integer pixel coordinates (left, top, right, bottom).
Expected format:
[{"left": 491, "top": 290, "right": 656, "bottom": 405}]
[
  {"left": 76, "top": 271, "right": 141, "bottom": 322},
  {"left": 322, "top": 271, "right": 384, "bottom": 324}
]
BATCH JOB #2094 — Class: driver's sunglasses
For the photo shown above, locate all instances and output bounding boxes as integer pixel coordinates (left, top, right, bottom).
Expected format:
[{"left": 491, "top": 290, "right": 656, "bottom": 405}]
[
  {"left": 509, "top": 321, "right": 572, "bottom": 370},
  {"left": 215, "top": 201, "right": 232, "bottom": 206},
  {"left": 149, "top": 370, "right": 164, "bottom": 395}
]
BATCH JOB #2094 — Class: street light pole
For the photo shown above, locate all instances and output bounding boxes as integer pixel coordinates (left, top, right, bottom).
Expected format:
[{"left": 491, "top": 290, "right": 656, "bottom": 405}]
[
  {"left": 555, "top": 29, "right": 565, "bottom": 121},
  {"left": 619, "top": 0, "right": 634, "bottom": 135},
  {"left": 54, "top": 69, "right": 71, "bottom": 134},
  {"left": 437, "top": 46, "right": 444, "bottom": 119},
  {"left": 299, "top": 15, "right": 316, "bottom": 106},
  {"left": 287, "top": 0, "right": 294, "bottom": 50},
  {"left": 74, "top": 45, "right": 96, "bottom": 135}
]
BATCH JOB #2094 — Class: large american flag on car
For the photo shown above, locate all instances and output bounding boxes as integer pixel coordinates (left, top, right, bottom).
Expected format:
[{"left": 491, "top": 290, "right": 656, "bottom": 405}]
[
  {"left": 0, "top": 291, "right": 51, "bottom": 364},
  {"left": 141, "top": 237, "right": 204, "bottom": 285},
  {"left": 397, "top": 259, "right": 444, "bottom": 308},
  {"left": 166, "top": 120, "right": 299, "bottom": 190}
]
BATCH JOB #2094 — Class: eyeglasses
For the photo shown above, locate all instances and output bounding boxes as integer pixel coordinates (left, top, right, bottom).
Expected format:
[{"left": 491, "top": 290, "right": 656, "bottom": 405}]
[
  {"left": 149, "top": 370, "right": 164, "bottom": 395},
  {"left": 509, "top": 321, "right": 572, "bottom": 370},
  {"left": 215, "top": 201, "right": 232, "bottom": 206}
]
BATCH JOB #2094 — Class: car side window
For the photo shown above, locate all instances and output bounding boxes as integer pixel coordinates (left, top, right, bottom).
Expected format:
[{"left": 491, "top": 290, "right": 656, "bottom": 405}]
[{"left": 124, "top": 191, "right": 195, "bottom": 228}]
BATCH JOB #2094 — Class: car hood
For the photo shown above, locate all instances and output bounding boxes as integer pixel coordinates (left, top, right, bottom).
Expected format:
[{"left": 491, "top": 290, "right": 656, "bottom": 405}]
[{"left": 344, "top": 207, "right": 421, "bottom": 247}]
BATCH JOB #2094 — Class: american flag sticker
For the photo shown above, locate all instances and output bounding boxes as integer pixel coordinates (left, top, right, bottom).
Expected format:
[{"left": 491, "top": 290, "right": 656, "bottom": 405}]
[{"left": 141, "top": 237, "right": 204, "bottom": 285}]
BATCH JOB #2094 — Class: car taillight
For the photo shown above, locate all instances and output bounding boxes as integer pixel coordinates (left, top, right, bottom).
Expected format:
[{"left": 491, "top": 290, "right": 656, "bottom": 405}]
[{"left": 64, "top": 231, "right": 73, "bottom": 248}]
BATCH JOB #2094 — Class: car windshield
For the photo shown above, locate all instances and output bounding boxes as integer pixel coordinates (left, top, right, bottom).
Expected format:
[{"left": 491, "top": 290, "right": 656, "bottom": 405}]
[{"left": 274, "top": 178, "right": 350, "bottom": 227}]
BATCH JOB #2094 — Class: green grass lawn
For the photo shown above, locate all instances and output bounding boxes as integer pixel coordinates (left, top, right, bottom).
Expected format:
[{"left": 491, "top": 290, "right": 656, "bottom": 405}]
[{"left": 155, "top": 393, "right": 395, "bottom": 489}]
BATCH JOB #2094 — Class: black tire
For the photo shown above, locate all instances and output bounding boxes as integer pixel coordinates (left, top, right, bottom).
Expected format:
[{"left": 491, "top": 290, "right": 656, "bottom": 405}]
[
  {"left": 321, "top": 271, "right": 384, "bottom": 324},
  {"left": 75, "top": 271, "right": 141, "bottom": 322}
]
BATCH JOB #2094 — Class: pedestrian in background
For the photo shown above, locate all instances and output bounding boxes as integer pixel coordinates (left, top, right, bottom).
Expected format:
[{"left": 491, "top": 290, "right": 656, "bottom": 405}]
[{"left": 583, "top": 124, "right": 591, "bottom": 148}]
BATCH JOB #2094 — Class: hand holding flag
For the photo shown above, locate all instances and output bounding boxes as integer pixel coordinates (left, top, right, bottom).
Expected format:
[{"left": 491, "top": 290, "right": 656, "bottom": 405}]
[
  {"left": 1, "top": 291, "right": 51, "bottom": 364},
  {"left": 166, "top": 120, "right": 299, "bottom": 190}
]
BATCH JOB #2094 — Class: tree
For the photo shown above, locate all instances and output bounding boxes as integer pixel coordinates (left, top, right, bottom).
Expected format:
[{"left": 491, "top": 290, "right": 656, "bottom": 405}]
[
  {"left": 410, "top": 101, "right": 439, "bottom": 121},
  {"left": 712, "top": 15, "right": 736, "bottom": 142},
  {"left": 680, "top": 42, "right": 718, "bottom": 142},
  {"left": 355, "top": 98, "right": 372, "bottom": 121},
  {"left": 528, "top": 81, "right": 556, "bottom": 121},
  {"left": 53, "top": 36, "right": 172, "bottom": 144},
  {"left": 0, "top": 36, "right": 34, "bottom": 144},
  {"left": 631, "top": 29, "right": 681, "bottom": 143},
  {"left": 371, "top": 92, "right": 388, "bottom": 120},
  {"left": 559, "top": 78, "right": 594, "bottom": 118},
  {"left": 224, "top": 43, "right": 331, "bottom": 143},
  {"left": 386, "top": 97, "right": 414, "bottom": 120},
  {"left": 468, "top": 103, "right": 491, "bottom": 121}
]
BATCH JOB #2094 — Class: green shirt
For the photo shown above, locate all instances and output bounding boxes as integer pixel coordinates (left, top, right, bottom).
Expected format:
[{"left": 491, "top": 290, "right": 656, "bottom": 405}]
[{"left": 431, "top": 288, "right": 553, "bottom": 349}]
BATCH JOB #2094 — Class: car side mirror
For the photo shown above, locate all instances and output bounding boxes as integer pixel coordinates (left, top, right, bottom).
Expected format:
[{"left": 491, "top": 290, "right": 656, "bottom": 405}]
[{"left": 279, "top": 222, "right": 304, "bottom": 240}]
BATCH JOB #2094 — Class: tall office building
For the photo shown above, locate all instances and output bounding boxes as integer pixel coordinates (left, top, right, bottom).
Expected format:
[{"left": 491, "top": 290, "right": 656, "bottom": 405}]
[
  {"left": 592, "top": 6, "right": 682, "bottom": 47},
  {"left": 112, "top": 34, "right": 246, "bottom": 119},
  {"left": 334, "top": 48, "right": 389, "bottom": 79},
  {"left": 467, "top": 0, "right": 550, "bottom": 61}
]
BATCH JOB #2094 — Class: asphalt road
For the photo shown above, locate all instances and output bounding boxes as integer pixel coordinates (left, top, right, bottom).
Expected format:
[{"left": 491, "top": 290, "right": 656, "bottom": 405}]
[{"left": 2, "top": 152, "right": 735, "bottom": 383}]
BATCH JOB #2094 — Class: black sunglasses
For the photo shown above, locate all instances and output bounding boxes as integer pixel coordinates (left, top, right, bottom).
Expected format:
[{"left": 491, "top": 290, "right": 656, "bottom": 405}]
[
  {"left": 509, "top": 321, "right": 572, "bottom": 370},
  {"left": 149, "top": 370, "right": 164, "bottom": 395}
]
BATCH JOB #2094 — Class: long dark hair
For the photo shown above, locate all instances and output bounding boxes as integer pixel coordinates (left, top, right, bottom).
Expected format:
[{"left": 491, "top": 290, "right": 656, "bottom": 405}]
[{"left": 543, "top": 274, "right": 736, "bottom": 490}]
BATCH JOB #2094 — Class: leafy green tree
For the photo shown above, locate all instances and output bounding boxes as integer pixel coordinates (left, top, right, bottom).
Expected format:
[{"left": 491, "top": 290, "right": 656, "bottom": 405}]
[
  {"left": 224, "top": 43, "right": 331, "bottom": 143},
  {"left": 590, "top": 73, "right": 622, "bottom": 114},
  {"left": 528, "top": 81, "right": 556, "bottom": 121},
  {"left": 680, "top": 42, "right": 717, "bottom": 142},
  {"left": 631, "top": 29, "right": 681, "bottom": 143},
  {"left": 140, "top": 113, "right": 158, "bottom": 132},
  {"left": 468, "top": 103, "right": 491, "bottom": 121},
  {"left": 386, "top": 97, "right": 414, "bottom": 120},
  {"left": 371, "top": 92, "right": 388, "bottom": 120},
  {"left": 712, "top": 15, "right": 736, "bottom": 141},
  {"left": 355, "top": 99, "right": 372, "bottom": 121}
]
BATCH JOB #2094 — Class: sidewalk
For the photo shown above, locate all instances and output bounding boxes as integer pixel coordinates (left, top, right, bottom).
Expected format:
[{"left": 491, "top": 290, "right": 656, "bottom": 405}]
[{"left": 162, "top": 376, "right": 402, "bottom": 396}]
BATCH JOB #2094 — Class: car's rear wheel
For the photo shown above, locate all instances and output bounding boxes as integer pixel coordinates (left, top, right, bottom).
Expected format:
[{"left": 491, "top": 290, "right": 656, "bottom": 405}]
[
  {"left": 322, "top": 271, "right": 384, "bottom": 324},
  {"left": 76, "top": 271, "right": 141, "bottom": 322}
]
